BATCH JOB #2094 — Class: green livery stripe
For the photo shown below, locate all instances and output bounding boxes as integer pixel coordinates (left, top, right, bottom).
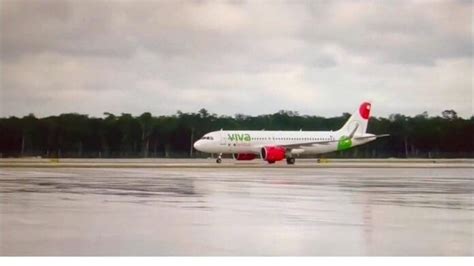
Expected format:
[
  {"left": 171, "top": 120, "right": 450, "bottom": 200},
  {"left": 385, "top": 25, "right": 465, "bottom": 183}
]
[{"left": 337, "top": 136, "right": 352, "bottom": 151}]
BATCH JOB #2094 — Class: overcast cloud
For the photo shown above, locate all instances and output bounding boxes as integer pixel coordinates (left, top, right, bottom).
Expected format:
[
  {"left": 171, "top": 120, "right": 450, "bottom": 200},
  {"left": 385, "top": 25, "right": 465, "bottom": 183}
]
[{"left": 1, "top": 0, "right": 472, "bottom": 118}]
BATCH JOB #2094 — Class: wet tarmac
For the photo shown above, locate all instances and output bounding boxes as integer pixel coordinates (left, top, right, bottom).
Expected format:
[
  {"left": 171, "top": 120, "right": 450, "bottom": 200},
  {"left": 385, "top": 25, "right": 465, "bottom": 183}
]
[
  {"left": 1, "top": 158, "right": 472, "bottom": 168},
  {"left": 0, "top": 164, "right": 473, "bottom": 255}
]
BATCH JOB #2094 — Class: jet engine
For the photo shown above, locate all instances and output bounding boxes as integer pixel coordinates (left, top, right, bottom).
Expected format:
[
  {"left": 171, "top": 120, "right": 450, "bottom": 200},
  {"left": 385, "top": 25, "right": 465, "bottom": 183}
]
[
  {"left": 233, "top": 153, "right": 257, "bottom": 161},
  {"left": 261, "top": 146, "right": 286, "bottom": 163}
]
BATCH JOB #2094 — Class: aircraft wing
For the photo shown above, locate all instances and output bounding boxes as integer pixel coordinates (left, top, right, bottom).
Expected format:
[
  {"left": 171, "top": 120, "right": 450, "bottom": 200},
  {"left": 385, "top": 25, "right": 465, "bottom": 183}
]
[
  {"left": 277, "top": 133, "right": 389, "bottom": 149},
  {"left": 277, "top": 126, "right": 361, "bottom": 149},
  {"left": 278, "top": 139, "right": 338, "bottom": 149}
]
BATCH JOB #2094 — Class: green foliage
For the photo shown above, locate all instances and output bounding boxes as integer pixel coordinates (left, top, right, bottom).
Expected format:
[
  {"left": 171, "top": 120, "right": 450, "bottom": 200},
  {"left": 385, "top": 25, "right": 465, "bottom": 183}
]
[{"left": 0, "top": 109, "right": 472, "bottom": 158}]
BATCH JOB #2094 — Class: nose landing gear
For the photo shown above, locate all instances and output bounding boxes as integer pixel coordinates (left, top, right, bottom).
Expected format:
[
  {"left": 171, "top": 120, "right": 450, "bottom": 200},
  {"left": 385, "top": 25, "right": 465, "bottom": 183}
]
[{"left": 216, "top": 153, "right": 222, "bottom": 164}]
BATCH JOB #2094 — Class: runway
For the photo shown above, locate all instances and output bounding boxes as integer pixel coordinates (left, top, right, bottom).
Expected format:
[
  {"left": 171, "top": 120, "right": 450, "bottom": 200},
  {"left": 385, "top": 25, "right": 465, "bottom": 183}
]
[
  {"left": 0, "top": 159, "right": 473, "bottom": 255},
  {"left": 0, "top": 158, "right": 472, "bottom": 168}
]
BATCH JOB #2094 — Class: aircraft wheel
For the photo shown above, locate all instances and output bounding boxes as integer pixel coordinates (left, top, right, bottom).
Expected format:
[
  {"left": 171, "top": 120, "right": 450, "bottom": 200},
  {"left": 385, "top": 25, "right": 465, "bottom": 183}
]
[
  {"left": 216, "top": 158, "right": 222, "bottom": 164},
  {"left": 286, "top": 157, "right": 296, "bottom": 165}
]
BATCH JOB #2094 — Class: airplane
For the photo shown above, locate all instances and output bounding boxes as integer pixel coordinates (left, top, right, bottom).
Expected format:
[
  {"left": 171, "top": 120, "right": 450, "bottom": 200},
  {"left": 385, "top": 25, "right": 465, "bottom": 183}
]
[{"left": 193, "top": 102, "right": 389, "bottom": 164}]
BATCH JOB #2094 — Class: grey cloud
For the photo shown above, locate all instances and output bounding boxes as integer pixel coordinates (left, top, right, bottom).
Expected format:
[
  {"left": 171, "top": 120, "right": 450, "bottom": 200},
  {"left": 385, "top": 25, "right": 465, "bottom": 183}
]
[
  {"left": 2, "top": 0, "right": 471, "bottom": 63},
  {"left": 302, "top": 0, "right": 471, "bottom": 65},
  {"left": 0, "top": 0, "right": 472, "bottom": 118}
]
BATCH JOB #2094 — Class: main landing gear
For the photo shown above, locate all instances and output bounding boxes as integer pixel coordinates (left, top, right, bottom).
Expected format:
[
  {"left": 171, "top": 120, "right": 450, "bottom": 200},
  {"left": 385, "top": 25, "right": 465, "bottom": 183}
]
[
  {"left": 216, "top": 153, "right": 222, "bottom": 164},
  {"left": 286, "top": 157, "right": 296, "bottom": 165}
]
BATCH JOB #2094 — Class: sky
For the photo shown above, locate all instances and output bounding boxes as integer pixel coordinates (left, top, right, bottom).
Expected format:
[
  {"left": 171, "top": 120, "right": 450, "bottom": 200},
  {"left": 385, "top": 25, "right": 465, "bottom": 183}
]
[{"left": 1, "top": 0, "right": 472, "bottom": 118}]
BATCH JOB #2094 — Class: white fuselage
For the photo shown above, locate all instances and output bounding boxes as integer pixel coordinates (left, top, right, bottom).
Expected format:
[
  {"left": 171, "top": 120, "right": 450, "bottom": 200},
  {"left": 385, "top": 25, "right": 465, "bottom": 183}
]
[{"left": 193, "top": 130, "right": 375, "bottom": 155}]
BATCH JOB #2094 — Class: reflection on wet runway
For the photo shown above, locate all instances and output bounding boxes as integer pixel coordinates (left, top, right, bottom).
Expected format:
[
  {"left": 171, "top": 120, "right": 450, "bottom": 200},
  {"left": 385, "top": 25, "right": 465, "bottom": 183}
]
[{"left": 0, "top": 167, "right": 472, "bottom": 255}]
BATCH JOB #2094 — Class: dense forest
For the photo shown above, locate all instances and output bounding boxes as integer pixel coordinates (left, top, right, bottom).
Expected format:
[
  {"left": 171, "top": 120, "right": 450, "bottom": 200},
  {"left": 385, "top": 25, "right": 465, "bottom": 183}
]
[{"left": 0, "top": 108, "right": 472, "bottom": 158}]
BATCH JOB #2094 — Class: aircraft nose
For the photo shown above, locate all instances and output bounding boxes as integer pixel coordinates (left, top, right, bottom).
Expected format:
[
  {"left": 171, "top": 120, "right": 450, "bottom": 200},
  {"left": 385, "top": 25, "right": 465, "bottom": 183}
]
[{"left": 193, "top": 140, "right": 203, "bottom": 151}]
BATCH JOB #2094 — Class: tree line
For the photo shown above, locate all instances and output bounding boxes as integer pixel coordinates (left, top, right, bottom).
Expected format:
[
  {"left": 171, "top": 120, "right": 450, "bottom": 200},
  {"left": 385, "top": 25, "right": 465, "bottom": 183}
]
[{"left": 0, "top": 108, "right": 472, "bottom": 158}]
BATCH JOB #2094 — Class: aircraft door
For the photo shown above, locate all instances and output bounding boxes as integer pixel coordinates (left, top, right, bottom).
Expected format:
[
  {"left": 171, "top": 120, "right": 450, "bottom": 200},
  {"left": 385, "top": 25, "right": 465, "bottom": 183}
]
[{"left": 220, "top": 131, "right": 227, "bottom": 145}]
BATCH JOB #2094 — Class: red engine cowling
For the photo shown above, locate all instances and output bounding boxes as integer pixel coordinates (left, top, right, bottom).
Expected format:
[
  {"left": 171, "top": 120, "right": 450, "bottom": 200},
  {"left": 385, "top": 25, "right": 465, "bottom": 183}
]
[
  {"left": 233, "top": 153, "right": 257, "bottom": 161},
  {"left": 261, "top": 146, "right": 286, "bottom": 163}
]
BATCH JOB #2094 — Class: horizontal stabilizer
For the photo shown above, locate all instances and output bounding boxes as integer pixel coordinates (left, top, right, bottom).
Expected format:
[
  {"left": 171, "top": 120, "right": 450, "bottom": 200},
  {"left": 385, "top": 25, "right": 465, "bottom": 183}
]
[{"left": 354, "top": 134, "right": 390, "bottom": 140}]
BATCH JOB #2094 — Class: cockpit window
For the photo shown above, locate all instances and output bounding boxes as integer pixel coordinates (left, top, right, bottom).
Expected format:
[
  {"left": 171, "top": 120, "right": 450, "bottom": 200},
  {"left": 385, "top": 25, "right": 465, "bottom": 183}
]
[{"left": 201, "top": 136, "right": 214, "bottom": 140}]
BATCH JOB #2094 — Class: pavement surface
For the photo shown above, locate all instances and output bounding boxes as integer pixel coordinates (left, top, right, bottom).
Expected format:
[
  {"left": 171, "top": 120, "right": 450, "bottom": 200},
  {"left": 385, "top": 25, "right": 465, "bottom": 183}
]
[
  {"left": 0, "top": 159, "right": 472, "bottom": 255},
  {"left": 0, "top": 158, "right": 472, "bottom": 168}
]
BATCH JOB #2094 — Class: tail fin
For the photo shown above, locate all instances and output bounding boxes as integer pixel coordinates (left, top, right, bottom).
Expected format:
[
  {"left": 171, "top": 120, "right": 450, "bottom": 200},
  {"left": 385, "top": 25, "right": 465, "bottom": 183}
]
[{"left": 337, "top": 102, "right": 371, "bottom": 136}]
